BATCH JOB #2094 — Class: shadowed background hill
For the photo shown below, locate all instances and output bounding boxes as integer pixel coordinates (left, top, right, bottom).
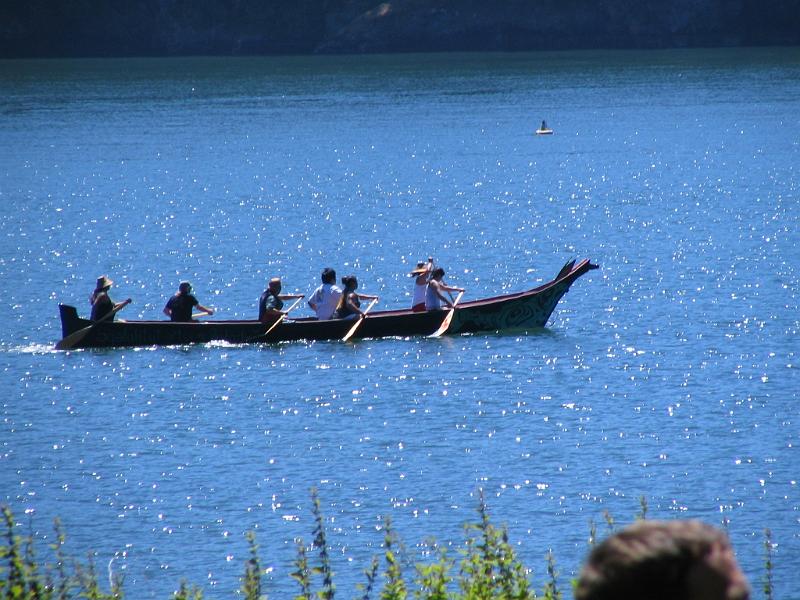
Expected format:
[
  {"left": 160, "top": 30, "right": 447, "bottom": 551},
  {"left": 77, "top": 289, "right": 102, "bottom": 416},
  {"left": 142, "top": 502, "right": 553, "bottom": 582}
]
[{"left": 1, "top": 0, "right": 799, "bottom": 58}]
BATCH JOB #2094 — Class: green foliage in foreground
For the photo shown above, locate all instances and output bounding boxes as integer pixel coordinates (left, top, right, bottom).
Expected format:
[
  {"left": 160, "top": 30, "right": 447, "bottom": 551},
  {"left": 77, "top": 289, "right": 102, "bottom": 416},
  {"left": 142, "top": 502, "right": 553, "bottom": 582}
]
[{"left": 1, "top": 495, "right": 775, "bottom": 600}]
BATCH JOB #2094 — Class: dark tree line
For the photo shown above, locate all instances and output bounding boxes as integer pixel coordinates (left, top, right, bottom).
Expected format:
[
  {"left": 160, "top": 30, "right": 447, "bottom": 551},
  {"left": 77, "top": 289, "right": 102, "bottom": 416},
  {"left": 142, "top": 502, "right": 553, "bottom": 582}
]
[{"left": 1, "top": 0, "right": 798, "bottom": 58}]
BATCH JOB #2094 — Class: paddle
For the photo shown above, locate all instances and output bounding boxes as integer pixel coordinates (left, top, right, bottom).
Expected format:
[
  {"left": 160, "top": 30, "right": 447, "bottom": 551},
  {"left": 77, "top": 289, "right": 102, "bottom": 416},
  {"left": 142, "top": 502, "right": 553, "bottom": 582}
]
[
  {"left": 191, "top": 311, "right": 213, "bottom": 319},
  {"left": 342, "top": 297, "right": 379, "bottom": 342},
  {"left": 429, "top": 290, "right": 464, "bottom": 338},
  {"left": 247, "top": 294, "right": 304, "bottom": 342},
  {"left": 56, "top": 299, "right": 131, "bottom": 350},
  {"left": 261, "top": 295, "right": 304, "bottom": 338}
]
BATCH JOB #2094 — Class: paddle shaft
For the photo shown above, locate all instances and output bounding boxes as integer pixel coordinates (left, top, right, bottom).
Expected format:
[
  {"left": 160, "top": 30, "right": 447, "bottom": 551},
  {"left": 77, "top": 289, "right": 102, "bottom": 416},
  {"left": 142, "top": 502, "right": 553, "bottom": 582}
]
[
  {"left": 342, "top": 297, "right": 379, "bottom": 342},
  {"left": 246, "top": 295, "right": 305, "bottom": 343},
  {"left": 261, "top": 295, "right": 304, "bottom": 338}
]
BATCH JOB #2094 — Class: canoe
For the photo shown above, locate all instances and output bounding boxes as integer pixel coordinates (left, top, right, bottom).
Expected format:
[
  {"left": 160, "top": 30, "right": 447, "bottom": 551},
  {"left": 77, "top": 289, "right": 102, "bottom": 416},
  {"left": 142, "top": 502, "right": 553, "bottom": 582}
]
[
  {"left": 56, "top": 259, "right": 598, "bottom": 349},
  {"left": 535, "top": 128, "right": 553, "bottom": 135}
]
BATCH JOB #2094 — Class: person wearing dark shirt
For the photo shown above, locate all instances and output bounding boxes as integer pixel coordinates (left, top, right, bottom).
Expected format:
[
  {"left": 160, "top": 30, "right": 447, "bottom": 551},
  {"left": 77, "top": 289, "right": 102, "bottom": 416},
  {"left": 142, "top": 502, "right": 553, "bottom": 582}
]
[
  {"left": 258, "top": 277, "right": 285, "bottom": 324},
  {"left": 163, "top": 281, "right": 213, "bottom": 322},
  {"left": 89, "top": 275, "right": 131, "bottom": 321}
]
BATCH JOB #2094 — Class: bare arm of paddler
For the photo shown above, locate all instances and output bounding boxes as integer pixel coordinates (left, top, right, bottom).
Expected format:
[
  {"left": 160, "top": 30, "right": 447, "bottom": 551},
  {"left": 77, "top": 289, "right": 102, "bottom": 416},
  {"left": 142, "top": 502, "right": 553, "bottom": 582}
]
[
  {"left": 440, "top": 282, "right": 465, "bottom": 296},
  {"left": 267, "top": 294, "right": 305, "bottom": 323},
  {"left": 347, "top": 293, "right": 379, "bottom": 316},
  {"left": 431, "top": 279, "right": 464, "bottom": 308},
  {"left": 195, "top": 303, "right": 214, "bottom": 316},
  {"left": 343, "top": 292, "right": 365, "bottom": 317}
]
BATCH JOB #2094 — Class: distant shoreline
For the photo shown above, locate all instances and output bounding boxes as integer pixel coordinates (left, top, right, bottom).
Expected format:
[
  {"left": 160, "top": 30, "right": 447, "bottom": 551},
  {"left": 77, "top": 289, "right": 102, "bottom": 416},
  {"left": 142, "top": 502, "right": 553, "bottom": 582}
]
[{"left": 2, "top": 0, "right": 799, "bottom": 59}]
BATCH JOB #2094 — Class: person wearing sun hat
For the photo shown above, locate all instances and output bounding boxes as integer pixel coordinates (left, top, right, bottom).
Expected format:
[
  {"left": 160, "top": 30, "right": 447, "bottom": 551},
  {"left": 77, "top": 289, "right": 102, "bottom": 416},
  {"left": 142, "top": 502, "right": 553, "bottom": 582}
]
[
  {"left": 163, "top": 281, "right": 214, "bottom": 322},
  {"left": 89, "top": 275, "right": 131, "bottom": 321},
  {"left": 410, "top": 257, "right": 433, "bottom": 312}
]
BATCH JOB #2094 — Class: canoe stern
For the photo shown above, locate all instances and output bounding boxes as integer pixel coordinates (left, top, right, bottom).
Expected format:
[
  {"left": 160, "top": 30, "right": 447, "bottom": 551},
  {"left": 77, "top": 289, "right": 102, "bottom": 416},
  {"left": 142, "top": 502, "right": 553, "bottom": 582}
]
[{"left": 59, "top": 304, "right": 83, "bottom": 339}]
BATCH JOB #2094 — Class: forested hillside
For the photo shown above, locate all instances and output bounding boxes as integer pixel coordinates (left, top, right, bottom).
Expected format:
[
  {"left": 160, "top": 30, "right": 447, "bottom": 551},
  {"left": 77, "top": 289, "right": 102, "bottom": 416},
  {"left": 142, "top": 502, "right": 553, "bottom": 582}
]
[{"left": 1, "top": 0, "right": 798, "bottom": 58}]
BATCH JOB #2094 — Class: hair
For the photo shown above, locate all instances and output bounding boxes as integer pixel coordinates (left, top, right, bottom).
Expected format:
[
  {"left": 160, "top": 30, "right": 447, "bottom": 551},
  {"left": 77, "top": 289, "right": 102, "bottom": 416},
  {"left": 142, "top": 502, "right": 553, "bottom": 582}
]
[
  {"left": 431, "top": 267, "right": 445, "bottom": 279},
  {"left": 321, "top": 268, "right": 336, "bottom": 284},
  {"left": 575, "top": 520, "right": 741, "bottom": 600},
  {"left": 179, "top": 281, "right": 192, "bottom": 294}
]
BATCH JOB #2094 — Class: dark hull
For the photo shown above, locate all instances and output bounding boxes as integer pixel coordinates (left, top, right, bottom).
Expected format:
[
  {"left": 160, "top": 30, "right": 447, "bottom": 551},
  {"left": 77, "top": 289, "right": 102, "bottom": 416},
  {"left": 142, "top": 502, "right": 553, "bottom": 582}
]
[{"left": 57, "top": 259, "right": 598, "bottom": 349}]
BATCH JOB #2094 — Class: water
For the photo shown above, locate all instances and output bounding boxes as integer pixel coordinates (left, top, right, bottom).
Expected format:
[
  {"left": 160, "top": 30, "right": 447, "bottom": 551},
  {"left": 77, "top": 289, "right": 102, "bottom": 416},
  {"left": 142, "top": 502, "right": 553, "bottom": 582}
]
[{"left": 1, "top": 48, "right": 799, "bottom": 598}]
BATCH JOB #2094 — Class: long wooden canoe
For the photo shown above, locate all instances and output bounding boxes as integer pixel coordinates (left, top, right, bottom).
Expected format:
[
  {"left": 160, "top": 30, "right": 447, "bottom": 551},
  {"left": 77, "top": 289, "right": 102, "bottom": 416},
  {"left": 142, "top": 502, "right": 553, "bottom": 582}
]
[{"left": 56, "top": 259, "right": 598, "bottom": 349}]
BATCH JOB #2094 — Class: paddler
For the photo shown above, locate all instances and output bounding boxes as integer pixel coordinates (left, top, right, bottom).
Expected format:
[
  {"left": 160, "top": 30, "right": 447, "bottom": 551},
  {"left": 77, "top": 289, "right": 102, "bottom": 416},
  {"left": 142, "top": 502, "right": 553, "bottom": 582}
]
[
  {"left": 308, "top": 267, "right": 342, "bottom": 320},
  {"left": 425, "top": 268, "right": 464, "bottom": 310},
  {"left": 89, "top": 275, "right": 131, "bottom": 321},
  {"left": 333, "top": 275, "right": 378, "bottom": 320},
  {"left": 258, "top": 277, "right": 286, "bottom": 324},
  {"left": 410, "top": 257, "right": 434, "bottom": 312},
  {"left": 163, "top": 281, "right": 213, "bottom": 322}
]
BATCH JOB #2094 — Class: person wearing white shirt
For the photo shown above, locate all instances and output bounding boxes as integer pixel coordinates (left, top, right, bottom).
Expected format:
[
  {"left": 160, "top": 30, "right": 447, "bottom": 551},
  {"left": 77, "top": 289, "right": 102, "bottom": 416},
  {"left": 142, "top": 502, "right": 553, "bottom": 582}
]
[
  {"left": 308, "top": 267, "right": 343, "bottom": 320},
  {"left": 410, "top": 257, "right": 433, "bottom": 312}
]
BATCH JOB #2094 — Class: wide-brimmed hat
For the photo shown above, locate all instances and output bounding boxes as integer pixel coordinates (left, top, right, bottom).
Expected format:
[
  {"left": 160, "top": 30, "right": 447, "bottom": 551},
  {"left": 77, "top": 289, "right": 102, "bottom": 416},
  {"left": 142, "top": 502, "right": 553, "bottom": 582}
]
[
  {"left": 95, "top": 275, "right": 113, "bottom": 290},
  {"left": 409, "top": 261, "right": 429, "bottom": 276}
]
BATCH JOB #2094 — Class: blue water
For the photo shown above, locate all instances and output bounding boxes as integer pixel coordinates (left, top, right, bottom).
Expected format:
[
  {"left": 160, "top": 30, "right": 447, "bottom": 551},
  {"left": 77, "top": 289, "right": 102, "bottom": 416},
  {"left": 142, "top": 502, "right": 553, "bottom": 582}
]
[{"left": 1, "top": 48, "right": 799, "bottom": 598}]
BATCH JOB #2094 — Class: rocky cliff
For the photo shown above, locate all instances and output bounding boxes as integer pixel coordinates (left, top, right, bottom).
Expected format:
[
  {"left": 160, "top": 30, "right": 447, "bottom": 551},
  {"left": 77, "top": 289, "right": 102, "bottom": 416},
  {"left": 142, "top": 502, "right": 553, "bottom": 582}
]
[{"left": 1, "top": 0, "right": 798, "bottom": 58}]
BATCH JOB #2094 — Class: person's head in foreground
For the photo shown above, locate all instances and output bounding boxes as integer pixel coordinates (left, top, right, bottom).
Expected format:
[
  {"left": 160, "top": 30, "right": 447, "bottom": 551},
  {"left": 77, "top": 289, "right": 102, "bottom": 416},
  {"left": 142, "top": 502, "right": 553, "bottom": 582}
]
[{"left": 575, "top": 520, "right": 750, "bottom": 600}]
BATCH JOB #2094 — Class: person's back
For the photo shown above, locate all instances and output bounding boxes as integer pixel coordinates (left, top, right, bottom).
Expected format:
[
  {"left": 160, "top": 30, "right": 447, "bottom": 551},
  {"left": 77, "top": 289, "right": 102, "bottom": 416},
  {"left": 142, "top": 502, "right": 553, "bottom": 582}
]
[
  {"left": 164, "top": 281, "right": 203, "bottom": 322},
  {"left": 90, "top": 290, "right": 114, "bottom": 321},
  {"left": 309, "top": 268, "right": 342, "bottom": 320},
  {"left": 166, "top": 293, "right": 196, "bottom": 322},
  {"left": 575, "top": 520, "right": 750, "bottom": 600},
  {"left": 319, "top": 283, "right": 342, "bottom": 320}
]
